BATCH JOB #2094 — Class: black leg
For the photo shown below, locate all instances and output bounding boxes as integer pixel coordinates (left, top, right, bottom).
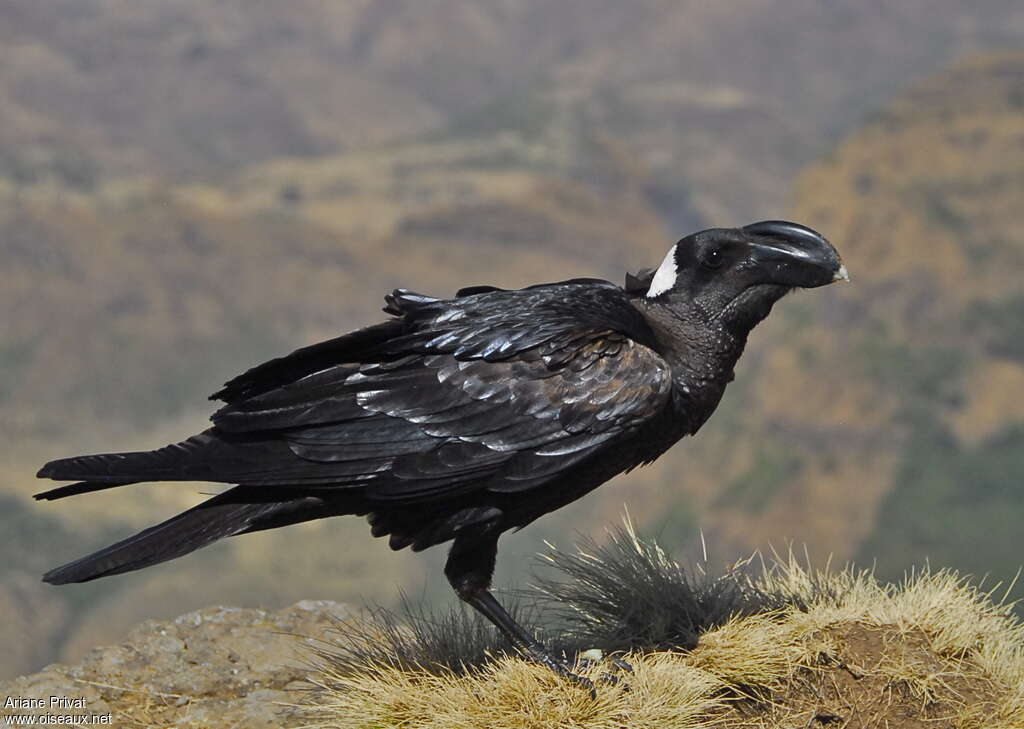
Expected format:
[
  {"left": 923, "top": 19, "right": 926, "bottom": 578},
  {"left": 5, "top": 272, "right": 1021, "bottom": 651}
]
[{"left": 444, "top": 529, "right": 596, "bottom": 693}]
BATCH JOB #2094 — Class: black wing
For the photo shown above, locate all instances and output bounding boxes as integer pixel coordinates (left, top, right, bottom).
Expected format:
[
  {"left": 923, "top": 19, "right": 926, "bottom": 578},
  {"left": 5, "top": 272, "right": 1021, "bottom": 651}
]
[
  {"left": 40, "top": 283, "right": 671, "bottom": 506},
  {"left": 209, "top": 281, "right": 672, "bottom": 500},
  {"left": 36, "top": 281, "right": 676, "bottom": 576}
]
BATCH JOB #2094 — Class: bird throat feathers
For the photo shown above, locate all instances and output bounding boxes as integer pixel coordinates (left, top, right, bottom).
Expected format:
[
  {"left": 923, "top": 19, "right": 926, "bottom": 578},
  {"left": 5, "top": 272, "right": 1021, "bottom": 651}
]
[{"left": 636, "top": 281, "right": 792, "bottom": 384}]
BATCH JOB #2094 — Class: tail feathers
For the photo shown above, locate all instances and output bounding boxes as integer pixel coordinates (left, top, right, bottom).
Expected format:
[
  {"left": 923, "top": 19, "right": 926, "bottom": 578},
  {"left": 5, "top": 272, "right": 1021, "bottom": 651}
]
[
  {"left": 35, "top": 480, "right": 136, "bottom": 501},
  {"left": 42, "top": 489, "right": 283, "bottom": 585},
  {"left": 37, "top": 432, "right": 222, "bottom": 484}
]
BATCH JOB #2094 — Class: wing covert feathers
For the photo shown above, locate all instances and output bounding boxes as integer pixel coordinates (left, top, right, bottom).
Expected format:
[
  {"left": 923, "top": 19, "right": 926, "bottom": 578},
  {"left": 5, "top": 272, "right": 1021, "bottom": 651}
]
[{"left": 38, "top": 280, "right": 677, "bottom": 569}]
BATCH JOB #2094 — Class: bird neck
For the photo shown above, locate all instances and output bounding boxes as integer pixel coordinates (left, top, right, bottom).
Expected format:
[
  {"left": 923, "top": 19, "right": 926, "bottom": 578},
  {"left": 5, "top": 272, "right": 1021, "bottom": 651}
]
[{"left": 632, "top": 296, "right": 766, "bottom": 427}]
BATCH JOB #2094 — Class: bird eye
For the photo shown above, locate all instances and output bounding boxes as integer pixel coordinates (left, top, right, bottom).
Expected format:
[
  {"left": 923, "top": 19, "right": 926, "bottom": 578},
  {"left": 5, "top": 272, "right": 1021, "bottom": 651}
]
[{"left": 702, "top": 247, "right": 725, "bottom": 269}]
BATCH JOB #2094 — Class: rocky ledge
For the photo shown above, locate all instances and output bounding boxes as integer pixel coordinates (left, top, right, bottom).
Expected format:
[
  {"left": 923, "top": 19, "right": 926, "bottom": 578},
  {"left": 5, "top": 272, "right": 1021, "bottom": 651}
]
[{"left": 0, "top": 600, "right": 351, "bottom": 728}]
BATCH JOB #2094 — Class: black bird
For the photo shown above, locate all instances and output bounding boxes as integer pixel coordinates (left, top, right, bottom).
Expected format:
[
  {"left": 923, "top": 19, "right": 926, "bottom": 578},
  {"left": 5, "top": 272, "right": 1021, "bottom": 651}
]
[{"left": 36, "top": 220, "right": 846, "bottom": 685}]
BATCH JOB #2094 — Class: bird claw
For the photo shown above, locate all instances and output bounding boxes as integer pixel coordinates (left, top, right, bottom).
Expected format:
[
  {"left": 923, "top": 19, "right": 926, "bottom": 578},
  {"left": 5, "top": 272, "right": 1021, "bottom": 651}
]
[
  {"left": 553, "top": 660, "right": 597, "bottom": 696},
  {"left": 597, "top": 671, "right": 627, "bottom": 689},
  {"left": 568, "top": 671, "right": 598, "bottom": 698},
  {"left": 596, "top": 659, "right": 633, "bottom": 692},
  {"left": 609, "top": 655, "right": 634, "bottom": 674},
  {"left": 572, "top": 652, "right": 633, "bottom": 692},
  {"left": 524, "top": 646, "right": 597, "bottom": 696}
]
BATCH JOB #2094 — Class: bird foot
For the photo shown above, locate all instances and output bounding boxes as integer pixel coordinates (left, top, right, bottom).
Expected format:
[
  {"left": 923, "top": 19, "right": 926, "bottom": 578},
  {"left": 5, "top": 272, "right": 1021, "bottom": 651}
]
[
  {"left": 572, "top": 651, "right": 634, "bottom": 692},
  {"left": 608, "top": 655, "right": 634, "bottom": 674},
  {"left": 525, "top": 646, "right": 597, "bottom": 696}
]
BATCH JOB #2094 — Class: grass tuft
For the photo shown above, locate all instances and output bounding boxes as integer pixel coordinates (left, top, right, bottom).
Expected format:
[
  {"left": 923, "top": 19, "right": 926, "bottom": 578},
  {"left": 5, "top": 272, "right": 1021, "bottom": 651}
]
[
  {"left": 301, "top": 523, "right": 1024, "bottom": 729},
  {"left": 533, "top": 518, "right": 787, "bottom": 653},
  {"left": 309, "top": 592, "right": 547, "bottom": 676}
]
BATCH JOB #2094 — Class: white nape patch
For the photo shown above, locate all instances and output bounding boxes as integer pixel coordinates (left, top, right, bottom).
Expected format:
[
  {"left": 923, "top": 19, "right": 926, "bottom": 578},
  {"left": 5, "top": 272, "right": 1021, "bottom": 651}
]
[{"left": 646, "top": 244, "right": 678, "bottom": 297}]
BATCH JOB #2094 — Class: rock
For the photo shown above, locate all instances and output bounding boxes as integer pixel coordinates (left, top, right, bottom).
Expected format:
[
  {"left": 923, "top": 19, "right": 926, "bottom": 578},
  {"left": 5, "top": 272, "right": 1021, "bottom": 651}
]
[{"left": 0, "top": 601, "right": 352, "bottom": 729}]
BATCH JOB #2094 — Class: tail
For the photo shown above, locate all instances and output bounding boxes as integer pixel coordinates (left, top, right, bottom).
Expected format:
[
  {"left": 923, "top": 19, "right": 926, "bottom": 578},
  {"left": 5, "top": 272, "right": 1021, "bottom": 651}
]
[
  {"left": 42, "top": 488, "right": 346, "bottom": 584},
  {"left": 35, "top": 430, "right": 294, "bottom": 501},
  {"left": 34, "top": 479, "right": 135, "bottom": 501}
]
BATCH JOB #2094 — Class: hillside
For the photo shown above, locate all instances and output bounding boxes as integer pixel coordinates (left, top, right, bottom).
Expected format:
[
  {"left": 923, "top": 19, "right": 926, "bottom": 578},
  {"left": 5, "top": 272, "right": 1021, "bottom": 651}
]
[
  {"left": 637, "top": 51, "right": 1024, "bottom": 572},
  {"left": 1, "top": 1, "right": 1020, "bottom": 217},
  {"left": 784, "top": 53, "right": 1024, "bottom": 586}
]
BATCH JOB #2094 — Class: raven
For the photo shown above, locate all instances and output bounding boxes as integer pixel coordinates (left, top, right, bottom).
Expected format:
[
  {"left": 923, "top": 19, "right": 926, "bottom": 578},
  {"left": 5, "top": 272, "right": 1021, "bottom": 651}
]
[{"left": 36, "top": 220, "right": 845, "bottom": 685}]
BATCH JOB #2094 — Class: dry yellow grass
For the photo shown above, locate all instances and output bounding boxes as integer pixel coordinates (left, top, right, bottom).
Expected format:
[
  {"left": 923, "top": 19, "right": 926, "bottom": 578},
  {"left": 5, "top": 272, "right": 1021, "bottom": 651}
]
[
  {"left": 301, "top": 560, "right": 1024, "bottom": 729},
  {"left": 304, "top": 652, "right": 726, "bottom": 729}
]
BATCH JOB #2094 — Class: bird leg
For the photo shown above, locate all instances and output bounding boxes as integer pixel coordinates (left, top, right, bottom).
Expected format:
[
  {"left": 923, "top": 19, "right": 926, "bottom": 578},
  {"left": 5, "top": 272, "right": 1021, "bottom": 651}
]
[{"left": 445, "top": 531, "right": 596, "bottom": 692}]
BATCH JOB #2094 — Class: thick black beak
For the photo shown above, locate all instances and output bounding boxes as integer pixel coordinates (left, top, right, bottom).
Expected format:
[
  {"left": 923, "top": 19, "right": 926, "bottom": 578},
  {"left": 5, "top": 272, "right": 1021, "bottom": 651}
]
[{"left": 742, "top": 220, "right": 847, "bottom": 288}]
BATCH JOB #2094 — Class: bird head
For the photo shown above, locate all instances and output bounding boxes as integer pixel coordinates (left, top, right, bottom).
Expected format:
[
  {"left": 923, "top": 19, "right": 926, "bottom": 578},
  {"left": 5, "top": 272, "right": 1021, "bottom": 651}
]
[{"left": 630, "top": 220, "right": 846, "bottom": 329}]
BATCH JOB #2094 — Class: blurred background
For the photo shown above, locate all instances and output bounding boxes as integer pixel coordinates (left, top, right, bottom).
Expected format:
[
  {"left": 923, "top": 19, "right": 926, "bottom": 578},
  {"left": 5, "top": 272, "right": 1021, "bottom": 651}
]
[{"left": 2, "top": 0, "right": 1023, "bottom": 680}]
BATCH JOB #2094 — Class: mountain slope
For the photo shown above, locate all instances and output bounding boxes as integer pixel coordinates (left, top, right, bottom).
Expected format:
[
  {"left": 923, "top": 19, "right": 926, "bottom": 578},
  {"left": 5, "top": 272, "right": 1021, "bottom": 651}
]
[
  {"left": 1, "top": 0, "right": 1020, "bottom": 217},
  {"left": 774, "top": 53, "right": 1024, "bottom": 584}
]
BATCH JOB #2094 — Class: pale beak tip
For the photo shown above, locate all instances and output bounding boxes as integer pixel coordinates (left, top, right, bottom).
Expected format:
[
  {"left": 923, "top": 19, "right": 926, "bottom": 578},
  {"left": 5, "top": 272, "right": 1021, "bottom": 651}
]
[{"left": 833, "top": 264, "right": 850, "bottom": 283}]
